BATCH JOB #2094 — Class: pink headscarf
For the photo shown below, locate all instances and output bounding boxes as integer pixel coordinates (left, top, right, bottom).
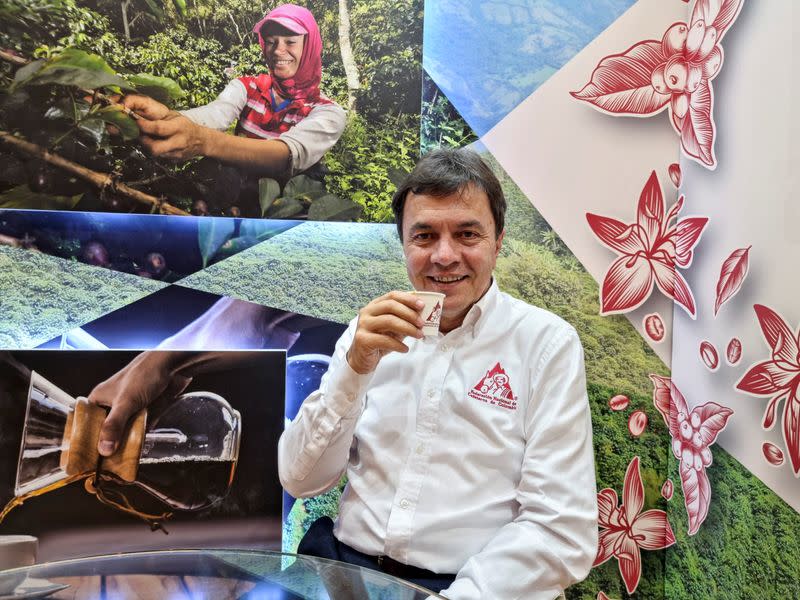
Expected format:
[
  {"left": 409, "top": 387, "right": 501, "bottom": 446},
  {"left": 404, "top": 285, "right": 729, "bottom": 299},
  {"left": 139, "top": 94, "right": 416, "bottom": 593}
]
[{"left": 252, "top": 4, "right": 323, "bottom": 101}]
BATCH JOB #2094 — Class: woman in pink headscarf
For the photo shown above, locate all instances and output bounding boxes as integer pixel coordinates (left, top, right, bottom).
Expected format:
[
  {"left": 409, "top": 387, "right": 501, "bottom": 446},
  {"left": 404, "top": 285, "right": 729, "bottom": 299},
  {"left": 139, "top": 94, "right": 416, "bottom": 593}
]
[{"left": 122, "top": 4, "right": 345, "bottom": 184}]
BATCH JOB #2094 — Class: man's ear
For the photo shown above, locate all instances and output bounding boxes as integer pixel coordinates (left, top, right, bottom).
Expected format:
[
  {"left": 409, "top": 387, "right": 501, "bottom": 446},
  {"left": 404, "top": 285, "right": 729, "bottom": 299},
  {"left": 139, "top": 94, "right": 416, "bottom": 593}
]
[{"left": 495, "top": 229, "right": 505, "bottom": 257}]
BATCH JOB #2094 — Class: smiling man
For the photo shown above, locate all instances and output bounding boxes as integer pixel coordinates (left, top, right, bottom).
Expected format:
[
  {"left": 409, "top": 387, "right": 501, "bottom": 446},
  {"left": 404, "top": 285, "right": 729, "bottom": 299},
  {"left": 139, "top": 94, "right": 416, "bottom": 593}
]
[{"left": 279, "top": 148, "right": 598, "bottom": 599}]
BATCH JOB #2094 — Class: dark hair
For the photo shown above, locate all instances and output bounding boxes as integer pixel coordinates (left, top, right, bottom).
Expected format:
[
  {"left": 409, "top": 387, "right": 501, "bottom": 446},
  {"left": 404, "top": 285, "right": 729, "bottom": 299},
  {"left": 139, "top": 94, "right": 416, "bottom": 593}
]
[{"left": 391, "top": 148, "right": 506, "bottom": 240}]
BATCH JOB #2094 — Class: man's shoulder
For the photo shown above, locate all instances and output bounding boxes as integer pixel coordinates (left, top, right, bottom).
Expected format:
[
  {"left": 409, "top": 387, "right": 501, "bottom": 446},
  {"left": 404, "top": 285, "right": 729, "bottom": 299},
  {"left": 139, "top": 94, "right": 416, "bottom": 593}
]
[{"left": 495, "top": 289, "right": 576, "bottom": 338}]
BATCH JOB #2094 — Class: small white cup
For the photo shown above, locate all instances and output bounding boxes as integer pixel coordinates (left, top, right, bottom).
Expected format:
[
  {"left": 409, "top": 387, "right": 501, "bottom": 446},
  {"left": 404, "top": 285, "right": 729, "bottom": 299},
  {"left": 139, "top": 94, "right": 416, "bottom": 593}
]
[
  {"left": 0, "top": 535, "right": 37, "bottom": 593},
  {"left": 411, "top": 291, "right": 445, "bottom": 336}
]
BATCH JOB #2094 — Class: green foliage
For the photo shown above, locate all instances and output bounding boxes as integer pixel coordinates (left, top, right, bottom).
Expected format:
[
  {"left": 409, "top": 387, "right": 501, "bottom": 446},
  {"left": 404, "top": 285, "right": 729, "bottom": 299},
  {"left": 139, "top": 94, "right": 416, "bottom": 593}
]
[
  {"left": 495, "top": 237, "right": 666, "bottom": 397},
  {"left": 325, "top": 112, "right": 418, "bottom": 223},
  {"left": 0, "top": 245, "right": 165, "bottom": 348},
  {"left": 662, "top": 448, "right": 800, "bottom": 599},
  {"left": 421, "top": 70, "right": 477, "bottom": 153},
  {"left": 257, "top": 173, "right": 362, "bottom": 221},
  {"left": 180, "top": 222, "right": 408, "bottom": 323},
  {"left": 118, "top": 26, "right": 232, "bottom": 107}
]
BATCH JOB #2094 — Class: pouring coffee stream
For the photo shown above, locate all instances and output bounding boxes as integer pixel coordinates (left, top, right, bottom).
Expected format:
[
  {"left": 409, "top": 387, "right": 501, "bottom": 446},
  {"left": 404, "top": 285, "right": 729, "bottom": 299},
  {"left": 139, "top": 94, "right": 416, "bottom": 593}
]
[{"left": 1, "top": 362, "right": 241, "bottom": 528}]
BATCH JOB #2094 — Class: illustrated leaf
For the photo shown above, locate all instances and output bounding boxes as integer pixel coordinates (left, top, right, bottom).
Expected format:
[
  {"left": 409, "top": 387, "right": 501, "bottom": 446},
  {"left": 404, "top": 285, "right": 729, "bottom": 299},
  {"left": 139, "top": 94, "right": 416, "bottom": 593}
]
[
  {"left": 20, "top": 49, "right": 131, "bottom": 91},
  {"left": 713, "top": 245, "right": 751, "bottom": 315},
  {"left": 96, "top": 105, "right": 140, "bottom": 140},
  {"left": 126, "top": 73, "right": 185, "bottom": 105},
  {"left": 283, "top": 174, "right": 326, "bottom": 201},
  {"left": 258, "top": 177, "right": 282, "bottom": 216},
  {"left": 307, "top": 194, "right": 363, "bottom": 222},
  {"left": 695, "top": 402, "right": 734, "bottom": 448},
  {"left": 784, "top": 397, "right": 800, "bottom": 476},
  {"left": 197, "top": 216, "right": 236, "bottom": 268},
  {"left": 265, "top": 197, "right": 305, "bottom": 219},
  {"left": 680, "top": 460, "right": 711, "bottom": 535},
  {"left": 570, "top": 41, "right": 671, "bottom": 115},
  {"left": 676, "top": 81, "right": 716, "bottom": 168}
]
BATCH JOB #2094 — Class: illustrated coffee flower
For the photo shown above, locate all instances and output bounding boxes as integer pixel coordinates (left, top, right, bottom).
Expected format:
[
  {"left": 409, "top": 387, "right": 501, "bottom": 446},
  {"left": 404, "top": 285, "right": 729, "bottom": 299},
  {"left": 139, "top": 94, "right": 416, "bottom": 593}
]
[
  {"left": 661, "top": 479, "right": 674, "bottom": 500},
  {"left": 699, "top": 340, "right": 719, "bottom": 371},
  {"left": 609, "top": 394, "right": 630, "bottom": 411},
  {"left": 587, "top": 170, "right": 708, "bottom": 316},
  {"left": 643, "top": 313, "right": 665, "bottom": 342},
  {"left": 594, "top": 456, "right": 676, "bottom": 594},
  {"left": 628, "top": 410, "right": 648, "bottom": 437},
  {"left": 762, "top": 442, "right": 784, "bottom": 467},
  {"left": 726, "top": 337, "right": 742, "bottom": 365}
]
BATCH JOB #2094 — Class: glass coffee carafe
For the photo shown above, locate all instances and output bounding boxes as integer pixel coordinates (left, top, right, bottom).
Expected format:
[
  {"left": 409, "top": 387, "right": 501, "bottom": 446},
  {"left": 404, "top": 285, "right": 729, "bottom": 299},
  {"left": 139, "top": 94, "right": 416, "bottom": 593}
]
[{"left": 2, "top": 357, "right": 241, "bottom": 526}]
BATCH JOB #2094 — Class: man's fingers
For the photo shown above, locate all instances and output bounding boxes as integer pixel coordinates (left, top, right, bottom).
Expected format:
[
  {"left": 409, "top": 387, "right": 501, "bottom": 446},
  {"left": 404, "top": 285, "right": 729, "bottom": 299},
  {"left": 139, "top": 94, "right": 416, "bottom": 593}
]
[
  {"left": 361, "top": 312, "right": 423, "bottom": 340},
  {"left": 356, "top": 330, "right": 410, "bottom": 355},
  {"left": 97, "top": 403, "right": 134, "bottom": 457}
]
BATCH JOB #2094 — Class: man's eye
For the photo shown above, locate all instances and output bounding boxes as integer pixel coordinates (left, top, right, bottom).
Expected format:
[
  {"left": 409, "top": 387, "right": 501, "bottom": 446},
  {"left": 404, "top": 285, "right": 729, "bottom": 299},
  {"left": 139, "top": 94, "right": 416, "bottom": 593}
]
[
  {"left": 460, "top": 231, "right": 478, "bottom": 239},
  {"left": 412, "top": 233, "right": 431, "bottom": 241}
]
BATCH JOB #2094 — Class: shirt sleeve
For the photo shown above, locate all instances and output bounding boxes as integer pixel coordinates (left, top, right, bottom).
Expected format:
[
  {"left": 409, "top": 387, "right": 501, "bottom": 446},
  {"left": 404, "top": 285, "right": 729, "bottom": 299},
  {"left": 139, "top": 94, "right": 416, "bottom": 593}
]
[
  {"left": 440, "top": 327, "right": 598, "bottom": 600},
  {"left": 279, "top": 103, "right": 347, "bottom": 173},
  {"left": 179, "top": 80, "right": 246, "bottom": 131},
  {"left": 278, "top": 319, "right": 374, "bottom": 498}
]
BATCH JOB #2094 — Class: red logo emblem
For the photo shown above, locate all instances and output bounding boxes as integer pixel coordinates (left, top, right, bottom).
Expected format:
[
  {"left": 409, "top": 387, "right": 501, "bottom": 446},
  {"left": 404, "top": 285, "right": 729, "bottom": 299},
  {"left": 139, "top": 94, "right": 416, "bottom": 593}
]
[
  {"left": 424, "top": 301, "right": 442, "bottom": 325},
  {"left": 468, "top": 362, "right": 517, "bottom": 410}
]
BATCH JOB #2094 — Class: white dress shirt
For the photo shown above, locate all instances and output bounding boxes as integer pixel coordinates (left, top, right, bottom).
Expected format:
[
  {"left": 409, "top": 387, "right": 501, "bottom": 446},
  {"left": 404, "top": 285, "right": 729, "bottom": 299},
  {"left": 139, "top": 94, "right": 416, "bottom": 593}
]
[
  {"left": 180, "top": 79, "right": 346, "bottom": 173},
  {"left": 279, "top": 281, "right": 598, "bottom": 599}
]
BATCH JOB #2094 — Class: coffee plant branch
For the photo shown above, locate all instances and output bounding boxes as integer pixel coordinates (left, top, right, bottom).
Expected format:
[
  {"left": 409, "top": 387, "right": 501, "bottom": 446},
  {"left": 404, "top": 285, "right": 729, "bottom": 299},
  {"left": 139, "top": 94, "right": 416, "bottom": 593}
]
[{"left": 0, "top": 131, "right": 188, "bottom": 215}]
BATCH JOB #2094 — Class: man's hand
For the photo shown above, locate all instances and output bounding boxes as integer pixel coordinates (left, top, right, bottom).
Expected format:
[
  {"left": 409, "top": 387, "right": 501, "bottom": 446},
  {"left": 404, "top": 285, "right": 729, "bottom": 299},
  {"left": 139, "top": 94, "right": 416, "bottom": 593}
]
[
  {"left": 346, "top": 291, "right": 425, "bottom": 375},
  {"left": 123, "top": 94, "right": 208, "bottom": 161},
  {"left": 87, "top": 352, "right": 191, "bottom": 457}
]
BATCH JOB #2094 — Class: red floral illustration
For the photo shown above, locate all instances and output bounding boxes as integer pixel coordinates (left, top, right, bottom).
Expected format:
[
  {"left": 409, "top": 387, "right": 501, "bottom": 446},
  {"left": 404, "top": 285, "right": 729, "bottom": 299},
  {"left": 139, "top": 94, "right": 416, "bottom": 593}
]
[
  {"left": 594, "top": 456, "right": 676, "bottom": 594},
  {"left": 643, "top": 312, "right": 665, "bottom": 342},
  {"left": 736, "top": 305, "right": 800, "bottom": 476},
  {"left": 571, "top": 0, "right": 745, "bottom": 169},
  {"left": 668, "top": 163, "right": 682, "bottom": 188},
  {"left": 726, "top": 337, "right": 742, "bottom": 365},
  {"left": 762, "top": 442, "right": 785, "bottom": 467},
  {"left": 699, "top": 340, "right": 719, "bottom": 371},
  {"left": 714, "top": 246, "right": 751, "bottom": 316},
  {"left": 661, "top": 479, "right": 674, "bottom": 500},
  {"left": 650, "top": 375, "right": 733, "bottom": 534},
  {"left": 586, "top": 170, "right": 708, "bottom": 316}
]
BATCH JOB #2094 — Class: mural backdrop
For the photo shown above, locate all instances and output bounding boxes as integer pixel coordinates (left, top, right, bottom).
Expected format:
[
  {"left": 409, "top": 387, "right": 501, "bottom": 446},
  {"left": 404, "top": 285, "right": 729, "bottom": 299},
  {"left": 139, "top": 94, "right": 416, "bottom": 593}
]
[{"left": 1, "top": 0, "right": 798, "bottom": 598}]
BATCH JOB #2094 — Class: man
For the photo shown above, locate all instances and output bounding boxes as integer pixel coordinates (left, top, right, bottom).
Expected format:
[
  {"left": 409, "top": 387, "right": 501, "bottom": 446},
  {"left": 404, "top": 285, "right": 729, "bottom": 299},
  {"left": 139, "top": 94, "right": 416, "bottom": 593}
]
[{"left": 279, "top": 148, "right": 598, "bottom": 599}]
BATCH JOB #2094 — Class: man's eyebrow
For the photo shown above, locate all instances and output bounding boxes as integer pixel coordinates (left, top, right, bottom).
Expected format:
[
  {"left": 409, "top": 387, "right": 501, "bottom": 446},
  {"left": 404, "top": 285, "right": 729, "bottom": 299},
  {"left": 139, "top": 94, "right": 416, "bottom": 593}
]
[{"left": 408, "top": 220, "right": 486, "bottom": 232}]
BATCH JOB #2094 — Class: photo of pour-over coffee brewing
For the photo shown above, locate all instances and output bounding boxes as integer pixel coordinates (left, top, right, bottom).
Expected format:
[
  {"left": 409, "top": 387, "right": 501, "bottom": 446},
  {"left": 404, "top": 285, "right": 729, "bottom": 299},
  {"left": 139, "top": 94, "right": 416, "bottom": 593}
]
[{"left": 0, "top": 350, "right": 285, "bottom": 561}]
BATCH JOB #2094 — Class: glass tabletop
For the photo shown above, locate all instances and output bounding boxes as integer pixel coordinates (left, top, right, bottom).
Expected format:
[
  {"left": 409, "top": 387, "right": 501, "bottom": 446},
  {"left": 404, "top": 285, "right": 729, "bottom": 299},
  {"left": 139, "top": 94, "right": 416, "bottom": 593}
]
[{"left": 0, "top": 550, "right": 445, "bottom": 599}]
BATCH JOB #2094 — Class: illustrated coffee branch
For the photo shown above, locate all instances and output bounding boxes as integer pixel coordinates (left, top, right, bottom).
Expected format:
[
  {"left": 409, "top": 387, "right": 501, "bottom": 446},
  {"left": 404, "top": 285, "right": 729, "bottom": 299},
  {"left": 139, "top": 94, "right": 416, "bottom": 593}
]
[{"left": 0, "top": 131, "right": 188, "bottom": 215}]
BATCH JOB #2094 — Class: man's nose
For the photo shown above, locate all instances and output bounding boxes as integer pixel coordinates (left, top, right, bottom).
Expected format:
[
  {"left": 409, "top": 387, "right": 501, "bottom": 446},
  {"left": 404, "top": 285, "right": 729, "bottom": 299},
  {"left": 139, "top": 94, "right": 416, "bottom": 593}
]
[{"left": 431, "top": 237, "right": 458, "bottom": 265}]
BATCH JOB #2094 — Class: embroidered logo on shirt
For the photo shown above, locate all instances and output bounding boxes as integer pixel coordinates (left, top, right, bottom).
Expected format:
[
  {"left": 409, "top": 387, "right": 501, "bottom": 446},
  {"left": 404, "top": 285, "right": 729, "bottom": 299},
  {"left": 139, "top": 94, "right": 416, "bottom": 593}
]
[{"left": 468, "top": 362, "right": 518, "bottom": 410}]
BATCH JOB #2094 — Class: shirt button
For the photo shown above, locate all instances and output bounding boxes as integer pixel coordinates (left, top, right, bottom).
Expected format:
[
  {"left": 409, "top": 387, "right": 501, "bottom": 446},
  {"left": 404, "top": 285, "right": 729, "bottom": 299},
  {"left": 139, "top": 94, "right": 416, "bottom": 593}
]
[
  {"left": 399, "top": 499, "right": 410, "bottom": 509},
  {"left": 427, "top": 390, "right": 435, "bottom": 398},
  {"left": 415, "top": 444, "right": 424, "bottom": 455},
  {"left": 440, "top": 344, "right": 449, "bottom": 352}
]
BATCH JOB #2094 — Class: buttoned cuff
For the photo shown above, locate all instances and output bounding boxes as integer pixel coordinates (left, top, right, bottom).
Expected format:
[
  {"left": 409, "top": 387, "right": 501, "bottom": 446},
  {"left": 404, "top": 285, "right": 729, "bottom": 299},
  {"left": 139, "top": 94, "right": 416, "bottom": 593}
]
[{"left": 322, "top": 355, "right": 374, "bottom": 419}]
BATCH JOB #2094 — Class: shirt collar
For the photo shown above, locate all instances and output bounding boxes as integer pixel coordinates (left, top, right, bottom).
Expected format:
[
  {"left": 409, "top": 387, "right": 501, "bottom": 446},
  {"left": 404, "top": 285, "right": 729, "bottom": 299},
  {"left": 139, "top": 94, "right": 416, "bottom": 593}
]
[{"left": 461, "top": 278, "right": 499, "bottom": 340}]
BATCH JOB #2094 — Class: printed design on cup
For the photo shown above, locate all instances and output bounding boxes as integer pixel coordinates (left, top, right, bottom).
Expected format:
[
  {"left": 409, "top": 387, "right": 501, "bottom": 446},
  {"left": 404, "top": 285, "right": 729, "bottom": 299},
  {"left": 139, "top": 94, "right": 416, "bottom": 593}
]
[
  {"left": 424, "top": 300, "right": 442, "bottom": 327},
  {"left": 468, "top": 362, "right": 518, "bottom": 410}
]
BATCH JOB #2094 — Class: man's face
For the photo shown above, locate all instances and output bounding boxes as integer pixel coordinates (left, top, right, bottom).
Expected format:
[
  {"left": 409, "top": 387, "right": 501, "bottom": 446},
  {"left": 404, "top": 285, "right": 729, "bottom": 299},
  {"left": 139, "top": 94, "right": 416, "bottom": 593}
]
[{"left": 402, "top": 185, "right": 504, "bottom": 333}]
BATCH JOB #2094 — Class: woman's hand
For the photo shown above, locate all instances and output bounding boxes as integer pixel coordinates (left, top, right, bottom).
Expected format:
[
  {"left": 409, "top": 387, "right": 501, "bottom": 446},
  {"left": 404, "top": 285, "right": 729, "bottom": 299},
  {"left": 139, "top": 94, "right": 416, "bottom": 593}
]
[{"left": 123, "top": 94, "right": 208, "bottom": 161}]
